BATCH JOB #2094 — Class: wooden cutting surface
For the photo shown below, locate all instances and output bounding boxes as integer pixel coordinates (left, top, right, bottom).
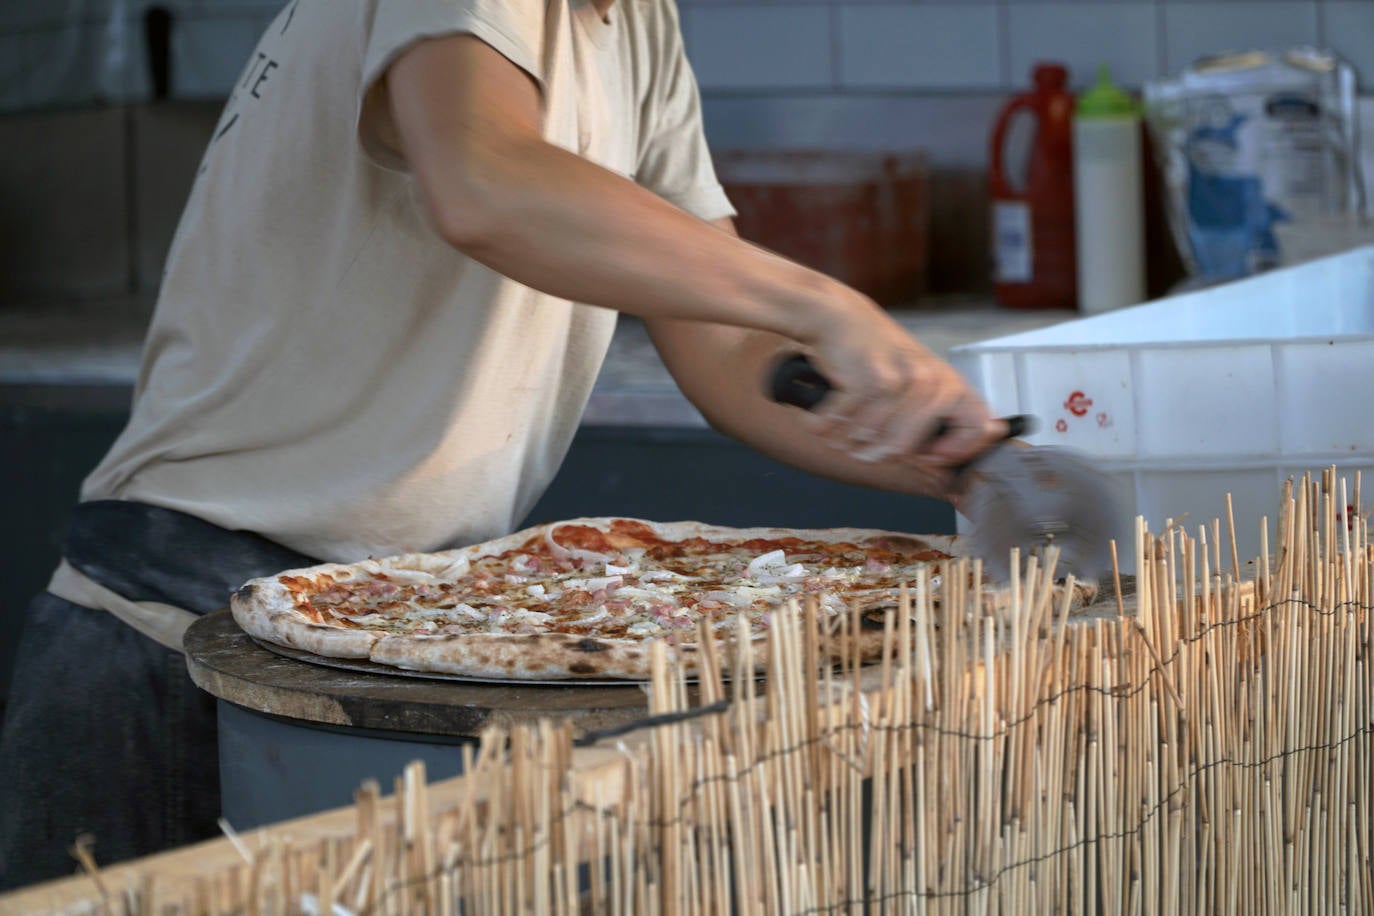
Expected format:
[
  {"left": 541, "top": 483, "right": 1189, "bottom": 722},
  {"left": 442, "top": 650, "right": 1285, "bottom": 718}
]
[{"left": 184, "top": 609, "right": 659, "bottom": 739}]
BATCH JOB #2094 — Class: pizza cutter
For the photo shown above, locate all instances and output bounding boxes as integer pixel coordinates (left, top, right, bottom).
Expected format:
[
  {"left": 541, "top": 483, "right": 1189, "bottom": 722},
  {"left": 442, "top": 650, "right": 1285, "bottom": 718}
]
[{"left": 768, "top": 353, "right": 1121, "bottom": 582}]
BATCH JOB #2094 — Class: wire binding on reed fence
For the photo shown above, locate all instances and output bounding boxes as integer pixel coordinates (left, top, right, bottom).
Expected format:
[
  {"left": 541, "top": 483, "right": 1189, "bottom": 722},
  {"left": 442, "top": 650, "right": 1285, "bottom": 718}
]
[{"left": 14, "top": 470, "right": 1373, "bottom": 916}]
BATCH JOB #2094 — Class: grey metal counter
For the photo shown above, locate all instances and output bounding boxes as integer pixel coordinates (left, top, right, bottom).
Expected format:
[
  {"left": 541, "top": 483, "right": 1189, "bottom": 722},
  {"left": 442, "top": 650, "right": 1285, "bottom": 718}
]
[{"left": 0, "top": 294, "right": 1075, "bottom": 425}]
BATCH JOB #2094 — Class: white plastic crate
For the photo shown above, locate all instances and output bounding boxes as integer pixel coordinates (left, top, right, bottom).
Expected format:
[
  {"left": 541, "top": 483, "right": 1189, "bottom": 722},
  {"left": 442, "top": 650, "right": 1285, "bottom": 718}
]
[{"left": 950, "top": 245, "right": 1374, "bottom": 573}]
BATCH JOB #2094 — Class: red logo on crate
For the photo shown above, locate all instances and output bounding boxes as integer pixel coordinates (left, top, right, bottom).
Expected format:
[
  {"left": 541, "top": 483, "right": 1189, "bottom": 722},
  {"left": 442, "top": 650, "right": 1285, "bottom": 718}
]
[
  {"left": 1063, "top": 391, "right": 1093, "bottom": 417},
  {"left": 1055, "top": 418, "right": 1068, "bottom": 433},
  {"left": 1096, "top": 412, "right": 1112, "bottom": 429}
]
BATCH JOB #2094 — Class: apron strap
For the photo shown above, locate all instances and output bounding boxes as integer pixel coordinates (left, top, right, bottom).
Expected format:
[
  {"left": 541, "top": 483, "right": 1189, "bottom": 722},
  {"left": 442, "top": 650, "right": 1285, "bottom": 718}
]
[{"left": 48, "top": 559, "right": 198, "bottom": 653}]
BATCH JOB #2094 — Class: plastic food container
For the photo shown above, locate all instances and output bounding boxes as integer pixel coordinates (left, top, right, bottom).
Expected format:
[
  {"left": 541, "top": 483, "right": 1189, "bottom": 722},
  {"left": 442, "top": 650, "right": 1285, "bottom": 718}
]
[
  {"left": 714, "top": 150, "right": 928, "bottom": 307},
  {"left": 950, "top": 245, "right": 1374, "bottom": 572}
]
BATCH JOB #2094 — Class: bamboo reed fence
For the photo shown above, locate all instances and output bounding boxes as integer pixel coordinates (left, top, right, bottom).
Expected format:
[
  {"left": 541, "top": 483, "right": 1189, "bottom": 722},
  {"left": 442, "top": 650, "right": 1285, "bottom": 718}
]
[{"left": 2, "top": 471, "right": 1370, "bottom": 915}]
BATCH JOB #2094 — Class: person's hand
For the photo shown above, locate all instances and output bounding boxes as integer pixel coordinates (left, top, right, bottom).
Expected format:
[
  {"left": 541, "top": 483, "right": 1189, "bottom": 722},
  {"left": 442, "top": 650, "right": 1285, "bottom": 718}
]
[{"left": 795, "top": 288, "right": 1007, "bottom": 482}]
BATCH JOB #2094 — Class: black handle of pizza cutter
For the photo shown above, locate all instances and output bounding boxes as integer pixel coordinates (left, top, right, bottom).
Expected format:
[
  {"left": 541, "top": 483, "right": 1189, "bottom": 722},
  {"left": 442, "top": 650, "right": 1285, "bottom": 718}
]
[{"left": 768, "top": 353, "right": 1033, "bottom": 468}]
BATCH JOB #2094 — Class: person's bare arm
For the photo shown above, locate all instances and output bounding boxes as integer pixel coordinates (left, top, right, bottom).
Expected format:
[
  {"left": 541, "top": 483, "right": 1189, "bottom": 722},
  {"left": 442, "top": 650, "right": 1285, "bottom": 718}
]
[
  {"left": 384, "top": 35, "right": 1000, "bottom": 467},
  {"left": 646, "top": 219, "right": 989, "bottom": 499},
  {"left": 386, "top": 37, "right": 842, "bottom": 343}
]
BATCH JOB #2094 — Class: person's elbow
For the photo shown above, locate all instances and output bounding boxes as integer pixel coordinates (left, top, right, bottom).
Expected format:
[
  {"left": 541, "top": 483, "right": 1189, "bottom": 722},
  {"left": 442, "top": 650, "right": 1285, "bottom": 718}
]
[
  {"left": 406, "top": 126, "right": 546, "bottom": 254},
  {"left": 421, "top": 156, "right": 509, "bottom": 254},
  {"left": 384, "top": 33, "right": 545, "bottom": 255}
]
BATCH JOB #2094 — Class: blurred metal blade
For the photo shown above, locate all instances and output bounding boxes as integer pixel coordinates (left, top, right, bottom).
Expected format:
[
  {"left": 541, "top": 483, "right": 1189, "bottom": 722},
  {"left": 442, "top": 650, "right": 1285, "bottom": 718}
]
[{"left": 962, "top": 446, "right": 1121, "bottom": 582}]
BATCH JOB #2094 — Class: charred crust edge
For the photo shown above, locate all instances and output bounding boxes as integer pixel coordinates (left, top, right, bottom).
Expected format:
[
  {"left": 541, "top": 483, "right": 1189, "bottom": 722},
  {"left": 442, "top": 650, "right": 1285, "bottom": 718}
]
[{"left": 860, "top": 607, "right": 895, "bottom": 630}]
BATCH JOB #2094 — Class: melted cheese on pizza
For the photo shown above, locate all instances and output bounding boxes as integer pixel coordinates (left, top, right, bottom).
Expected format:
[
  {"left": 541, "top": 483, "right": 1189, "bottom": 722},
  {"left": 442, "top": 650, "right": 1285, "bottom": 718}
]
[{"left": 280, "top": 520, "right": 951, "bottom": 643}]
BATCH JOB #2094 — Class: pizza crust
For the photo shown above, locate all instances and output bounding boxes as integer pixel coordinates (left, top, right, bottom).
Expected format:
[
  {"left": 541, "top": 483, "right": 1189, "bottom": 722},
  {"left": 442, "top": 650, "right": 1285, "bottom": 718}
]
[
  {"left": 364, "top": 623, "right": 892, "bottom": 682},
  {"left": 232, "top": 580, "right": 379, "bottom": 659},
  {"left": 369, "top": 632, "right": 659, "bottom": 680}
]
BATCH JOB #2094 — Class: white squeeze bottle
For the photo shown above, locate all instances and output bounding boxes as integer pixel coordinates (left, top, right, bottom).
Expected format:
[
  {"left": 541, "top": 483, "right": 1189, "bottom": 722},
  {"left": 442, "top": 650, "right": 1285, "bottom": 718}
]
[{"left": 1072, "top": 65, "right": 1145, "bottom": 315}]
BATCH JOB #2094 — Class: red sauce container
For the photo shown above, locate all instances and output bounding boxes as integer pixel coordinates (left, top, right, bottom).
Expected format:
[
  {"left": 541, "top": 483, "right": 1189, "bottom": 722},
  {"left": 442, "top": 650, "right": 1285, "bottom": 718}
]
[{"left": 989, "top": 63, "right": 1077, "bottom": 309}]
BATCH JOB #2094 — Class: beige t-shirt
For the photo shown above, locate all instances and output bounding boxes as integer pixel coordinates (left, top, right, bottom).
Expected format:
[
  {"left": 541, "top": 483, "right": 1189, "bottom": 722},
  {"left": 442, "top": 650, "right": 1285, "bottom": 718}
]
[{"left": 79, "top": 0, "right": 734, "bottom": 563}]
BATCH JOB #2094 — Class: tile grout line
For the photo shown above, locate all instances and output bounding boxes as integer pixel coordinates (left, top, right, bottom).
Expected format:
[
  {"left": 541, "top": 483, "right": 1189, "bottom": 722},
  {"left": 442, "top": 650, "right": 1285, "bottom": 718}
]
[
  {"left": 829, "top": 0, "right": 843, "bottom": 93},
  {"left": 123, "top": 104, "right": 141, "bottom": 294},
  {"left": 997, "top": 0, "right": 1011, "bottom": 90},
  {"left": 1156, "top": 0, "right": 1168, "bottom": 82}
]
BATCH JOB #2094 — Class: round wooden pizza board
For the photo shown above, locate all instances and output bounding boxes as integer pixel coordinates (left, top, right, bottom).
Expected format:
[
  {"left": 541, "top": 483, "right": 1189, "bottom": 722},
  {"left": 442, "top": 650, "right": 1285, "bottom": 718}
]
[
  {"left": 185, "top": 609, "right": 663, "bottom": 740},
  {"left": 184, "top": 579, "right": 1139, "bottom": 830},
  {"left": 251, "top": 637, "right": 657, "bottom": 688},
  {"left": 186, "top": 609, "right": 694, "bottom": 830}
]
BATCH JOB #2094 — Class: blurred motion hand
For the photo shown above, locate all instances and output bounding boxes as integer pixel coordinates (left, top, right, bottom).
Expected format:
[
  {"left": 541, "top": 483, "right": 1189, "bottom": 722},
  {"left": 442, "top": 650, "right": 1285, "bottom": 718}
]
[{"left": 794, "top": 288, "right": 1007, "bottom": 480}]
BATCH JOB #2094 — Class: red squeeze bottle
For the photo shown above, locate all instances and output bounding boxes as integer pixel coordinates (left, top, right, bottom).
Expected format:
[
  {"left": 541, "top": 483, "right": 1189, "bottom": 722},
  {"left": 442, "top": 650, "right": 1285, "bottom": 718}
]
[{"left": 989, "top": 62, "right": 1077, "bottom": 309}]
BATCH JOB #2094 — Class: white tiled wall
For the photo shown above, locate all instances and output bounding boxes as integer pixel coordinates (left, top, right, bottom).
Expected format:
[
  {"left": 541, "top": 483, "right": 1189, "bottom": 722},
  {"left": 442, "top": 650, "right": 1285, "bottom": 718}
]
[
  {"left": 0, "top": 0, "right": 283, "bottom": 111},
  {"left": 0, "top": 0, "right": 1368, "bottom": 138},
  {"left": 169, "top": 13, "right": 270, "bottom": 98},
  {"left": 1161, "top": 2, "right": 1319, "bottom": 75},
  {"left": 1004, "top": 3, "right": 1160, "bottom": 90},
  {"left": 683, "top": 0, "right": 1367, "bottom": 166},
  {"left": 686, "top": 5, "right": 834, "bottom": 90},
  {"left": 678, "top": 0, "right": 1353, "bottom": 95},
  {"left": 836, "top": 5, "right": 1003, "bottom": 91}
]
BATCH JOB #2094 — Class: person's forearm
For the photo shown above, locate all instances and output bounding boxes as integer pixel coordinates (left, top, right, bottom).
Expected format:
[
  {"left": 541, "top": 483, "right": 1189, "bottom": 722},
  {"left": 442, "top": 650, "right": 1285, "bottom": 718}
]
[
  {"left": 384, "top": 36, "right": 860, "bottom": 343},
  {"left": 648, "top": 320, "right": 946, "bottom": 498},
  {"left": 387, "top": 36, "right": 1003, "bottom": 474},
  {"left": 426, "top": 136, "right": 852, "bottom": 341}
]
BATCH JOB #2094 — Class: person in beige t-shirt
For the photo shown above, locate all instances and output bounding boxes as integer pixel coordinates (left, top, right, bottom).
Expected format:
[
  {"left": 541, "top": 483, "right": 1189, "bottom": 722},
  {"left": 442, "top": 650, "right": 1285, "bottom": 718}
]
[{"left": 0, "top": 0, "right": 1004, "bottom": 889}]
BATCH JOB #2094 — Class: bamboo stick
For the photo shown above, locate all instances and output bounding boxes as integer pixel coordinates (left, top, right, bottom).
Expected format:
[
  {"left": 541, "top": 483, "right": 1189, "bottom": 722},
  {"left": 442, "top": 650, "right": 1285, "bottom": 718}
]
[{"left": 6, "top": 483, "right": 1373, "bottom": 916}]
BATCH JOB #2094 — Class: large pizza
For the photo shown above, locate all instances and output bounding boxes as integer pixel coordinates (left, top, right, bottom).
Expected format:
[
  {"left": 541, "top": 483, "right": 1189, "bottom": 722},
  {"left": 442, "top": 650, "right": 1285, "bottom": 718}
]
[{"left": 231, "top": 517, "right": 1043, "bottom": 681}]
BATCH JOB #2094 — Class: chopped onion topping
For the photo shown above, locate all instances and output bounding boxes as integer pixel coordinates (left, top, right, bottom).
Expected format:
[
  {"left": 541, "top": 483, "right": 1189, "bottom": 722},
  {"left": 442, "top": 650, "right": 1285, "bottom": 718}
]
[
  {"left": 565, "top": 575, "right": 623, "bottom": 594},
  {"left": 748, "top": 550, "right": 787, "bottom": 576},
  {"left": 435, "top": 555, "right": 471, "bottom": 579},
  {"left": 606, "top": 563, "right": 634, "bottom": 576},
  {"left": 543, "top": 525, "right": 616, "bottom": 566},
  {"left": 754, "top": 563, "right": 807, "bottom": 584},
  {"left": 638, "top": 569, "right": 685, "bottom": 583},
  {"left": 377, "top": 566, "right": 440, "bottom": 584},
  {"left": 454, "top": 603, "right": 485, "bottom": 621},
  {"left": 735, "top": 585, "right": 784, "bottom": 602},
  {"left": 526, "top": 584, "right": 547, "bottom": 600},
  {"left": 567, "top": 607, "right": 612, "bottom": 627},
  {"left": 398, "top": 603, "right": 484, "bottom": 622},
  {"left": 650, "top": 605, "right": 696, "bottom": 627},
  {"left": 507, "top": 609, "right": 554, "bottom": 625},
  {"left": 343, "top": 613, "right": 390, "bottom": 625}
]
